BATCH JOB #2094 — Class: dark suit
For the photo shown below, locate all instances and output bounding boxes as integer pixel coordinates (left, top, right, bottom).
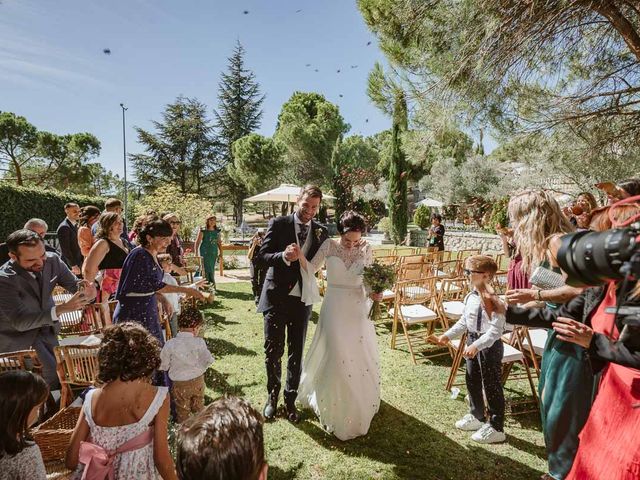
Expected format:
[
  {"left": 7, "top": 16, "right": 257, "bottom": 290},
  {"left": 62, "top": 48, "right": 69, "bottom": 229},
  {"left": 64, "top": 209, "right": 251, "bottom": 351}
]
[
  {"left": 256, "top": 214, "right": 328, "bottom": 405},
  {"left": 0, "top": 253, "right": 79, "bottom": 388},
  {"left": 57, "top": 218, "right": 82, "bottom": 269},
  {"left": 0, "top": 242, "right": 59, "bottom": 266}
]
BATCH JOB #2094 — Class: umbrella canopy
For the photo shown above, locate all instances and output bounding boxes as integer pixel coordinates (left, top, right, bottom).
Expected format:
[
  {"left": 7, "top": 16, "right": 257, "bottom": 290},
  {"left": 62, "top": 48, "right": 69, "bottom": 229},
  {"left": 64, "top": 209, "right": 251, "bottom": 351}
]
[
  {"left": 417, "top": 197, "right": 444, "bottom": 208},
  {"left": 244, "top": 184, "right": 335, "bottom": 203}
]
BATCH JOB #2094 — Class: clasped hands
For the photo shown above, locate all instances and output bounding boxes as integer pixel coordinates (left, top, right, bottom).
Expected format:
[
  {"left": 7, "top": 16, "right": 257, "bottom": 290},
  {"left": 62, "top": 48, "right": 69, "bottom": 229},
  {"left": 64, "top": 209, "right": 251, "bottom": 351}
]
[{"left": 284, "top": 243, "right": 301, "bottom": 262}]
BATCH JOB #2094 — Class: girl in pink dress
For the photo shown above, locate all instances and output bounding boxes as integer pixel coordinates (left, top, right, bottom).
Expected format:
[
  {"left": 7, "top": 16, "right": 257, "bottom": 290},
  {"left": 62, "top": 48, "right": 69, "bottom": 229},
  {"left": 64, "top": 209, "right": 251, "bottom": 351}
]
[{"left": 66, "top": 323, "right": 177, "bottom": 480}]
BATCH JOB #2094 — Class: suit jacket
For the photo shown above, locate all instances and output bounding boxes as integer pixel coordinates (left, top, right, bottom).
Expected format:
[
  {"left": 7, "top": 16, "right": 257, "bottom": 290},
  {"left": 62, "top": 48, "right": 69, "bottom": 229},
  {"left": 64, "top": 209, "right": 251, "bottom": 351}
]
[
  {"left": 0, "top": 242, "right": 59, "bottom": 266},
  {"left": 57, "top": 218, "right": 82, "bottom": 268},
  {"left": 0, "top": 252, "right": 79, "bottom": 352},
  {"left": 256, "top": 214, "right": 328, "bottom": 313}
]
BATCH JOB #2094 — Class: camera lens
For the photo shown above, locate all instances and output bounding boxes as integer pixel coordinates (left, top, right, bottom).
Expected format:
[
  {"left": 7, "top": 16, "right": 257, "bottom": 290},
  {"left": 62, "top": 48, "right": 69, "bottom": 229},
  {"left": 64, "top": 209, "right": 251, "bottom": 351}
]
[{"left": 557, "top": 228, "right": 637, "bottom": 287}]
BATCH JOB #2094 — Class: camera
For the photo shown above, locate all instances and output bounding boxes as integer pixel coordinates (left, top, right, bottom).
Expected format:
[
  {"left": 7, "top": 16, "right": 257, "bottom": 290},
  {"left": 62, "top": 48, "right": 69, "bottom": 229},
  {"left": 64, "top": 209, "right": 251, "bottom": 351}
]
[
  {"left": 557, "top": 223, "right": 640, "bottom": 288},
  {"left": 557, "top": 223, "right": 640, "bottom": 348}
]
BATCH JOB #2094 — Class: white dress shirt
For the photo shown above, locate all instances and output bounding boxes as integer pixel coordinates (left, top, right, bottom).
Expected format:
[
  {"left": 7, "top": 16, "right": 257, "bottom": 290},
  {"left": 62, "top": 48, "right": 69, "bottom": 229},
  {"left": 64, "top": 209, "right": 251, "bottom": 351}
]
[
  {"left": 443, "top": 290, "right": 505, "bottom": 351},
  {"left": 284, "top": 214, "right": 312, "bottom": 297},
  {"left": 159, "top": 332, "right": 214, "bottom": 381},
  {"left": 162, "top": 273, "right": 182, "bottom": 315}
]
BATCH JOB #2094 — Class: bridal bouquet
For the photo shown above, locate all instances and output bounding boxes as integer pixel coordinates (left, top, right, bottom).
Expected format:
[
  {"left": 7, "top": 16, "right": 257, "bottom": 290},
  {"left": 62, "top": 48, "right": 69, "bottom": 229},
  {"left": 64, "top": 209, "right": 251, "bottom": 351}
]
[{"left": 363, "top": 261, "right": 396, "bottom": 321}]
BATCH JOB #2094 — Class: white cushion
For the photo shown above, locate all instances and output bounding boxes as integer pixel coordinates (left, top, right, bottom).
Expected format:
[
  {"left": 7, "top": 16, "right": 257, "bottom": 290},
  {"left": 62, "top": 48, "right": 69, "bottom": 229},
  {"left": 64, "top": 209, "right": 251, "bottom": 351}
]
[
  {"left": 390, "top": 305, "right": 438, "bottom": 324},
  {"left": 442, "top": 301, "right": 465, "bottom": 319},
  {"left": 522, "top": 329, "right": 549, "bottom": 356},
  {"left": 502, "top": 343, "right": 523, "bottom": 363},
  {"left": 382, "top": 289, "right": 395, "bottom": 301}
]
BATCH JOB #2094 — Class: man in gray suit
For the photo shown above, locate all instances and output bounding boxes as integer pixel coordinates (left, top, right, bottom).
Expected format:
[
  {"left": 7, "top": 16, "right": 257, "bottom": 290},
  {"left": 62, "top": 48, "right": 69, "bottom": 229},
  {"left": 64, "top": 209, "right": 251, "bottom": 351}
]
[{"left": 0, "top": 229, "right": 93, "bottom": 388}]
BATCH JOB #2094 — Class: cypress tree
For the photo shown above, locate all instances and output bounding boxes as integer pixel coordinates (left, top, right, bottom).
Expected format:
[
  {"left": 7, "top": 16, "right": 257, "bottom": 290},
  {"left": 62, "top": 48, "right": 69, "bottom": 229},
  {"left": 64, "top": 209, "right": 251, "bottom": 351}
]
[{"left": 388, "top": 91, "right": 408, "bottom": 245}]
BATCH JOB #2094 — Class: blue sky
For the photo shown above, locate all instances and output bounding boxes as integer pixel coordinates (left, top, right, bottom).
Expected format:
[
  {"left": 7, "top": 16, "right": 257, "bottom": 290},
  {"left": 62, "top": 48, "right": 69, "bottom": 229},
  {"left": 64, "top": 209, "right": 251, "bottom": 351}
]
[{"left": 1, "top": 0, "right": 492, "bottom": 181}]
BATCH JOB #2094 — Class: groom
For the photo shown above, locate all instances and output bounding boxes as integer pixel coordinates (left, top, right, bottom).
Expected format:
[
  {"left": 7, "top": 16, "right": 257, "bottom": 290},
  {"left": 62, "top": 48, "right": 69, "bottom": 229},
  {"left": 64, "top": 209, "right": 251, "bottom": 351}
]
[{"left": 256, "top": 185, "right": 328, "bottom": 422}]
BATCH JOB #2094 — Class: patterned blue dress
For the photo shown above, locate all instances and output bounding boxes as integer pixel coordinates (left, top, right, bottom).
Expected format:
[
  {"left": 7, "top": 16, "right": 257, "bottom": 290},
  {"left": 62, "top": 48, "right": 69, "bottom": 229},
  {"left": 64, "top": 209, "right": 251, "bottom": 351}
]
[{"left": 113, "top": 247, "right": 166, "bottom": 345}]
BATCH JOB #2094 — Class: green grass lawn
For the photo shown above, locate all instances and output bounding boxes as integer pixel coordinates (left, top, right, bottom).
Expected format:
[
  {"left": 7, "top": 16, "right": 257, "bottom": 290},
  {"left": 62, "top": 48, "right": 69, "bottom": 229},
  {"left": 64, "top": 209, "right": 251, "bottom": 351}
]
[{"left": 200, "top": 283, "right": 546, "bottom": 480}]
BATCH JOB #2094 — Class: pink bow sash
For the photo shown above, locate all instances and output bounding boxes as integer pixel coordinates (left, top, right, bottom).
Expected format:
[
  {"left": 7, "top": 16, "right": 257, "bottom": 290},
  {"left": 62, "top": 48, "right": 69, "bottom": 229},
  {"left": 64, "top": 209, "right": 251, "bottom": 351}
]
[{"left": 79, "top": 427, "right": 154, "bottom": 480}]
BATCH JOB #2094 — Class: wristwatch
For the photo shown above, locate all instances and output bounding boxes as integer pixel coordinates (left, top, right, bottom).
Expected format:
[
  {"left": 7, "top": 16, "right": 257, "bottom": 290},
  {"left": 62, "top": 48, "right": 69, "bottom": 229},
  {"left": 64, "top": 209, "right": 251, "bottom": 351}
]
[{"left": 536, "top": 289, "right": 543, "bottom": 301}]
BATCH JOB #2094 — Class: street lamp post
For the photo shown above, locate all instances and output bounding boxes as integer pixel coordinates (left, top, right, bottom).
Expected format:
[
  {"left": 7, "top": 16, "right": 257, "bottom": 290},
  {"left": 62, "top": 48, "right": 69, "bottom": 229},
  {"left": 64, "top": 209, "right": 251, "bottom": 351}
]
[{"left": 119, "top": 103, "right": 128, "bottom": 221}]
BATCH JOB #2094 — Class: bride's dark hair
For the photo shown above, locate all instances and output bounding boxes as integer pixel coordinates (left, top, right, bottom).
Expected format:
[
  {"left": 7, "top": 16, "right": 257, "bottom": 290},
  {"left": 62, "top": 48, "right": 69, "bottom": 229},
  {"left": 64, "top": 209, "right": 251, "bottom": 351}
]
[{"left": 337, "top": 211, "right": 367, "bottom": 235}]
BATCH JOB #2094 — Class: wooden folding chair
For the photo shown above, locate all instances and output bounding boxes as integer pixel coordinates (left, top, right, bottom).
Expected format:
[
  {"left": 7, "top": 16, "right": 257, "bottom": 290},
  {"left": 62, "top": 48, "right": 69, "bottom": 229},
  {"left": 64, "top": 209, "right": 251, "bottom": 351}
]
[
  {"left": 373, "top": 248, "right": 393, "bottom": 258},
  {"left": 433, "top": 259, "right": 461, "bottom": 279},
  {"left": 0, "top": 349, "right": 43, "bottom": 375},
  {"left": 456, "top": 248, "right": 481, "bottom": 264},
  {"left": 397, "top": 259, "right": 432, "bottom": 282},
  {"left": 501, "top": 327, "right": 539, "bottom": 413},
  {"left": 55, "top": 345, "right": 100, "bottom": 408},
  {"left": 520, "top": 327, "right": 548, "bottom": 376},
  {"left": 157, "top": 302, "right": 173, "bottom": 340},
  {"left": 399, "top": 254, "right": 427, "bottom": 265},
  {"left": 389, "top": 276, "right": 445, "bottom": 364},
  {"left": 58, "top": 303, "right": 111, "bottom": 337},
  {"left": 183, "top": 254, "right": 204, "bottom": 283},
  {"left": 491, "top": 270, "right": 509, "bottom": 295},
  {"left": 394, "top": 246, "right": 416, "bottom": 256}
]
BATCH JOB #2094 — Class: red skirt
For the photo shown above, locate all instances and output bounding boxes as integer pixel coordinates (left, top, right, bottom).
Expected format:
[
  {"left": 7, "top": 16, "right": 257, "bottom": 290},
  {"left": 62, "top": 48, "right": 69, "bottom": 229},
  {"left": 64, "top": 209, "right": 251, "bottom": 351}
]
[{"left": 567, "top": 362, "right": 640, "bottom": 479}]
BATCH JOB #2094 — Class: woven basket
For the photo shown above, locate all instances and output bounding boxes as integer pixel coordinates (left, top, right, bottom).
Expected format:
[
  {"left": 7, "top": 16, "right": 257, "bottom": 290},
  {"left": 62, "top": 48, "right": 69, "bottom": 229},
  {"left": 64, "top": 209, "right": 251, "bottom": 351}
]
[{"left": 33, "top": 407, "right": 80, "bottom": 478}]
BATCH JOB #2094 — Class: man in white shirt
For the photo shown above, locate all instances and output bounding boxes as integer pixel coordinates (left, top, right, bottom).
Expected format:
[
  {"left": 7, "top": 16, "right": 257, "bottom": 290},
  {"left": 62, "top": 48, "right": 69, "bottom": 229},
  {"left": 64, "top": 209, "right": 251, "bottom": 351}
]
[{"left": 255, "top": 185, "right": 329, "bottom": 422}]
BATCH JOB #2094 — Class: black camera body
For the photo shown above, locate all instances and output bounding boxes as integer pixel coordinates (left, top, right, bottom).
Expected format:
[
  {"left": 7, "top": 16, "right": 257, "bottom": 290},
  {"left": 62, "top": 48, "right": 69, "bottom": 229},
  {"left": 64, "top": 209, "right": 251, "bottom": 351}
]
[{"left": 558, "top": 223, "right": 640, "bottom": 347}]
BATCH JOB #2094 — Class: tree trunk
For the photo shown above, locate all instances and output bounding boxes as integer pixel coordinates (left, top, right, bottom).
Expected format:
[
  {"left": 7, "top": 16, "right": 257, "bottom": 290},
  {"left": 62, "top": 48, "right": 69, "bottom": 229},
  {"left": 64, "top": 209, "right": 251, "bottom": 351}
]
[
  {"left": 13, "top": 161, "right": 23, "bottom": 186},
  {"left": 234, "top": 193, "right": 244, "bottom": 227}
]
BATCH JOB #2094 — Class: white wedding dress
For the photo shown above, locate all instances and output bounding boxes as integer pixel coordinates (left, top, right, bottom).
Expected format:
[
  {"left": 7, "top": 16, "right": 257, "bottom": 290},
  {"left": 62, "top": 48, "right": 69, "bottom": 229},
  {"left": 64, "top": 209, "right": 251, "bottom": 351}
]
[{"left": 298, "top": 239, "right": 380, "bottom": 441}]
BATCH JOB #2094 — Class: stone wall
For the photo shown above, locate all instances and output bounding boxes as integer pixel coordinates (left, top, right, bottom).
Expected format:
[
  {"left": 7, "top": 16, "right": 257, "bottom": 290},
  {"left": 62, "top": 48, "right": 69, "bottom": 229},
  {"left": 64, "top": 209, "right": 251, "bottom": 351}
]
[{"left": 409, "top": 229, "right": 503, "bottom": 254}]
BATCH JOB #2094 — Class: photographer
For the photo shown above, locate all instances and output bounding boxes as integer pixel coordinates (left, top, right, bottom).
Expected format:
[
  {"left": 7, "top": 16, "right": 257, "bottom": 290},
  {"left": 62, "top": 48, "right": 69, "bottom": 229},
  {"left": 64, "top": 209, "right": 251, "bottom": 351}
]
[{"left": 496, "top": 199, "right": 640, "bottom": 480}]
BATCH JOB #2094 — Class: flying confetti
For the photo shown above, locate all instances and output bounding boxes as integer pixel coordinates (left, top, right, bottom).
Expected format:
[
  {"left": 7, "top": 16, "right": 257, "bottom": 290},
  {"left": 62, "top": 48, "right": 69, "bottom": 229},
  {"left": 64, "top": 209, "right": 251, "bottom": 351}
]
[
  {"left": 243, "top": 10, "right": 249, "bottom": 14},
  {"left": 103, "top": 48, "right": 111, "bottom": 55},
  {"left": 367, "top": 41, "right": 372, "bottom": 46}
]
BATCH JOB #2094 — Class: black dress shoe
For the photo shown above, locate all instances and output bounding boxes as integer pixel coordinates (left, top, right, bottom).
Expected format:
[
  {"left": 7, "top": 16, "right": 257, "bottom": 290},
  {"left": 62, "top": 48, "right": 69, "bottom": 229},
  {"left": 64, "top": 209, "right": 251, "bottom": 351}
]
[
  {"left": 285, "top": 403, "right": 300, "bottom": 423},
  {"left": 263, "top": 397, "right": 278, "bottom": 420}
]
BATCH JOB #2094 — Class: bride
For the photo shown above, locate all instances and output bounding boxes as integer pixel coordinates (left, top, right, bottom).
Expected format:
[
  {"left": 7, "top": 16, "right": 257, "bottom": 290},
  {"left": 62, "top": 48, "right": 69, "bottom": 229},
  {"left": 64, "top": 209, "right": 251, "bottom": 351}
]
[{"left": 297, "top": 210, "right": 381, "bottom": 441}]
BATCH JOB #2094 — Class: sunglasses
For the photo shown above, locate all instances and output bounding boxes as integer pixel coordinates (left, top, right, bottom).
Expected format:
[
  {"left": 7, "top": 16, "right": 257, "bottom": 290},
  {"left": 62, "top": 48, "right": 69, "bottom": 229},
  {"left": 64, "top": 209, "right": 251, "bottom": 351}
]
[
  {"left": 170, "top": 221, "right": 182, "bottom": 225},
  {"left": 463, "top": 269, "right": 485, "bottom": 276}
]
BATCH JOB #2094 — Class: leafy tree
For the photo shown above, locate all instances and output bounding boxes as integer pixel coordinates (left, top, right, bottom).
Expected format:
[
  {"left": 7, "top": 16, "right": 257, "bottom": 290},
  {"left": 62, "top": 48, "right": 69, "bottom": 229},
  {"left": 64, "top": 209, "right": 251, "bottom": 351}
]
[
  {"left": 275, "top": 91, "right": 349, "bottom": 187},
  {"left": 413, "top": 204, "right": 431, "bottom": 230},
  {"left": 131, "top": 97, "right": 216, "bottom": 195},
  {"left": 213, "top": 41, "right": 265, "bottom": 225},
  {"left": 134, "top": 184, "right": 213, "bottom": 241},
  {"left": 358, "top": 0, "right": 640, "bottom": 159},
  {"left": 0, "top": 112, "right": 112, "bottom": 194},
  {"left": 229, "top": 134, "right": 282, "bottom": 194},
  {"left": 330, "top": 135, "right": 381, "bottom": 219}
]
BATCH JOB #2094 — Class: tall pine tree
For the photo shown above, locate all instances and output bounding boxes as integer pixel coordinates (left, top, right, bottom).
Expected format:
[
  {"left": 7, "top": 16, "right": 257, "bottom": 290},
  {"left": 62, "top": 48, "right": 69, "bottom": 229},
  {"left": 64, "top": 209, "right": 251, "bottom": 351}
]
[{"left": 214, "top": 41, "right": 265, "bottom": 225}]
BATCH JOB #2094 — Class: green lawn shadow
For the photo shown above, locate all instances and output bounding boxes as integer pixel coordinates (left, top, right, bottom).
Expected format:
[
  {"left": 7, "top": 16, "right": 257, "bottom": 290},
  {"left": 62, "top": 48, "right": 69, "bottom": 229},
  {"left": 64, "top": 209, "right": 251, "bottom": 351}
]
[
  {"left": 294, "top": 400, "right": 544, "bottom": 480},
  {"left": 205, "top": 337, "right": 257, "bottom": 357}
]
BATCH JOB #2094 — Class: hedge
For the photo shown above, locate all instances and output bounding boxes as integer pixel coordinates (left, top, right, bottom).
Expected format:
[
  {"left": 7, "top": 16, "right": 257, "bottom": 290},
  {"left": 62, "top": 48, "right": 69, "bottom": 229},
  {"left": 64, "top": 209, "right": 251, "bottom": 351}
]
[{"left": 0, "top": 184, "right": 106, "bottom": 241}]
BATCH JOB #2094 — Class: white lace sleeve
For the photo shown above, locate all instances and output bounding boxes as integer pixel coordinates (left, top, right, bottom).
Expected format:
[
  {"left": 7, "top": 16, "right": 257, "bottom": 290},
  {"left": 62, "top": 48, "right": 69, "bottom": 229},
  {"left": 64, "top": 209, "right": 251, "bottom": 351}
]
[
  {"left": 363, "top": 244, "right": 373, "bottom": 267},
  {"left": 307, "top": 239, "right": 332, "bottom": 273}
]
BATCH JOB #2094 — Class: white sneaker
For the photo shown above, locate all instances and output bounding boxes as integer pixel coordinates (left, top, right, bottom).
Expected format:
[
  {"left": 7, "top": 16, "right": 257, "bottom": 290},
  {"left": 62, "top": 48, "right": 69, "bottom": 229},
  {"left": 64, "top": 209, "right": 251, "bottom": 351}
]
[
  {"left": 471, "top": 424, "right": 506, "bottom": 444},
  {"left": 455, "top": 414, "right": 484, "bottom": 431}
]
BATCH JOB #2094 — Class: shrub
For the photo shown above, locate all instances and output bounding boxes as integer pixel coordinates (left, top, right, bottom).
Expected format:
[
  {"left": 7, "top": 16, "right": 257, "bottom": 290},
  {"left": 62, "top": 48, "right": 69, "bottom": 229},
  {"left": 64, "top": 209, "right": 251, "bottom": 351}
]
[
  {"left": 134, "top": 184, "right": 213, "bottom": 241},
  {"left": 376, "top": 217, "right": 391, "bottom": 237},
  {"left": 413, "top": 205, "right": 432, "bottom": 229},
  {"left": 0, "top": 183, "right": 105, "bottom": 240},
  {"left": 486, "top": 197, "right": 509, "bottom": 233}
]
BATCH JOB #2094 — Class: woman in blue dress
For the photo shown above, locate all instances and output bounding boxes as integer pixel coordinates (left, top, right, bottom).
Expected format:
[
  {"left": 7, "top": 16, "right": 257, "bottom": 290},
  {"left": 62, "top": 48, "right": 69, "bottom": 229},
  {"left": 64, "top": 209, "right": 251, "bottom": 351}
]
[{"left": 114, "top": 219, "right": 205, "bottom": 348}]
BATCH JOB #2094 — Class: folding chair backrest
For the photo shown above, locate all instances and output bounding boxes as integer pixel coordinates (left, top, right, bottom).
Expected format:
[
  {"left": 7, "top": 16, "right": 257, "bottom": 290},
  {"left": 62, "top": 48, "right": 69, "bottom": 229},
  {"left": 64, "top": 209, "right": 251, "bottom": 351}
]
[
  {"left": 0, "top": 350, "right": 42, "bottom": 374},
  {"left": 375, "top": 255, "right": 398, "bottom": 268},
  {"left": 184, "top": 254, "right": 204, "bottom": 272},
  {"left": 434, "top": 259, "right": 460, "bottom": 279},
  {"left": 437, "top": 276, "right": 469, "bottom": 302},
  {"left": 59, "top": 303, "right": 110, "bottom": 337},
  {"left": 495, "top": 253, "right": 510, "bottom": 272},
  {"left": 456, "top": 249, "right": 480, "bottom": 263},
  {"left": 55, "top": 345, "right": 100, "bottom": 386},
  {"left": 373, "top": 248, "right": 393, "bottom": 258},
  {"left": 397, "top": 260, "right": 431, "bottom": 281},
  {"left": 396, "top": 276, "right": 438, "bottom": 306},
  {"left": 394, "top": 247, "right": 416, "bottom": 256},
  {"left": 399, "top": 254, "right": 426, "bottom": 265}
]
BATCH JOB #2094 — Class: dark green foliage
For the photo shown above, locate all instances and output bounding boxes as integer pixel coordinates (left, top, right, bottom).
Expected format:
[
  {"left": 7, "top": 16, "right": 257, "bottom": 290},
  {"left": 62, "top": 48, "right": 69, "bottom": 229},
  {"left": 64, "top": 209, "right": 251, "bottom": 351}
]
[
  {"left": 131, "top": 96, "right": 216, "bottom": 195},
  {"left": 214, "top": 41, "right": 265, "bottom": 226},
  {"left": 413, "top": 204, "right": 431, "bottom": 230},
  {"left": 388, "top": 91, "right": 408, "bottom": 244},
  {"left": 486, "top": 197, "right": 509, "bottom": 233},
  {"left": 0, "top": 184, "right": 105, "bottom": 240}
]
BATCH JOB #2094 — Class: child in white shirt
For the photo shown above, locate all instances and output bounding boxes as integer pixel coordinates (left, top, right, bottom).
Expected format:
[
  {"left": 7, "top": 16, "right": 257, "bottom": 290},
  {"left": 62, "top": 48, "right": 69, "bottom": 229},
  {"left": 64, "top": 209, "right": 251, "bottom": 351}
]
[
  {"left": 436, "top": 255, "right": 507, "bottom": 444},
  {"left": 160, "top": 304, "right": 213, "bottom": 423}
]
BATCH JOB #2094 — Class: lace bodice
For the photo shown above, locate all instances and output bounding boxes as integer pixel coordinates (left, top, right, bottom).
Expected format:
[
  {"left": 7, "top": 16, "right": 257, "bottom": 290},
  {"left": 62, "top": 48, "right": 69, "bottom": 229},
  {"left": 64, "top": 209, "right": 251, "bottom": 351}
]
[{"left": 308, "top": 239, "right": 373, "bottom": 273}]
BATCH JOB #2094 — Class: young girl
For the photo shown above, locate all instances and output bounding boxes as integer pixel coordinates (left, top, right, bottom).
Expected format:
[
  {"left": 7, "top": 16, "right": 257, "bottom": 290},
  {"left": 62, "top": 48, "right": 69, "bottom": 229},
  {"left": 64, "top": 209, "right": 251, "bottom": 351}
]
[
  {"left": 0, "top": 370, "right": 49, "bottom": 480},
  {"left": 66, "top": 323, "right": 177, "bottom": 480}
]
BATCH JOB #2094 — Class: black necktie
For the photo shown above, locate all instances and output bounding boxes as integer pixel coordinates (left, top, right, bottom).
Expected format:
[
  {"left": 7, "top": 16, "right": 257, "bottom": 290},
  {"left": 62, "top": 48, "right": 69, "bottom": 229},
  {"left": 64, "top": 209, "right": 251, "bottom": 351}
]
[
  {"left": 34, "top": 271, "right": 43, "bottom": 297},
  {"left": 298, "top": 223, "right": 309, "bottom": 246}
]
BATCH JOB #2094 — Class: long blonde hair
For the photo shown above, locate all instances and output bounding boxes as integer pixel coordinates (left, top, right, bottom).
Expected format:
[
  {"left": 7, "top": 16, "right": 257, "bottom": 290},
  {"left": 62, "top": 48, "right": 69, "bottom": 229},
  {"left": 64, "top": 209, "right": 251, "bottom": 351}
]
[{"left": 508, "top": 190, "right": 574, "bottom": 274}]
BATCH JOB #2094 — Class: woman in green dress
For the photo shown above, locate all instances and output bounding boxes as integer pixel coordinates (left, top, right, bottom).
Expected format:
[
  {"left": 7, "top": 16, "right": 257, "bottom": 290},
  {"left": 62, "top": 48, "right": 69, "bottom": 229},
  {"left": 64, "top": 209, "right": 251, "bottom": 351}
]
[{"left": 195, "top": 215, "right": 223, "bottom": 288}]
